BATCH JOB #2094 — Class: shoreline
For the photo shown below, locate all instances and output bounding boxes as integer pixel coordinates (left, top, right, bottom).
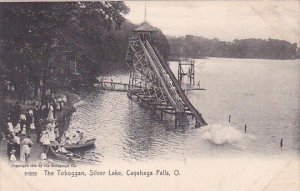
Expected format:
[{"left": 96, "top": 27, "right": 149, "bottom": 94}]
[
  {"left": 0, "top": 90, "right": 82, "bottom": 162},
  {"left": 56, "top": 91, "right": 81, "bottom": 136}
]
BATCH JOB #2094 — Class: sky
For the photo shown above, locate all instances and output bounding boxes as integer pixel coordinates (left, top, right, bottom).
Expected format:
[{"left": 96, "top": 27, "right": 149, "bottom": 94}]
[{"left": 125, "top": 0, "right": 300, "bottom": 44}]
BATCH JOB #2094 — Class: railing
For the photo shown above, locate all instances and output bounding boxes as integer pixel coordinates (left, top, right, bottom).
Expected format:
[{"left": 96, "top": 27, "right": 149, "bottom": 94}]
[
  {"left": 139, "top": 38, "right": 181, "bottom": 111},
  {"left": 145, "top": 40, "right": 207, "bottom": 127},
  {"left": 144, "top": 40, "right": 185, "bottom": 111}
]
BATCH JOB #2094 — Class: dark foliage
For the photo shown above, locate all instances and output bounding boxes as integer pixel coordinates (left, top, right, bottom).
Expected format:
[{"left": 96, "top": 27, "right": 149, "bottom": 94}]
[
  {"left": 0, "top": 2, "right": 131, "bottom": 90},
  {"left": 0, "top": 2, "right": 171, "bottom": 94}
]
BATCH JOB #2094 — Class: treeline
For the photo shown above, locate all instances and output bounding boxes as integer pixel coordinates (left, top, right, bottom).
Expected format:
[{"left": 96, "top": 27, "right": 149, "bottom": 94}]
[
  {"left": 0, "top": 2, "right": 170, "bottom": 94},
  {"left": 0, "top": 2, "right": 130, "bottom": 91},
  {"left": 168, "top": 35, "right": 299, "bottom": 60}
]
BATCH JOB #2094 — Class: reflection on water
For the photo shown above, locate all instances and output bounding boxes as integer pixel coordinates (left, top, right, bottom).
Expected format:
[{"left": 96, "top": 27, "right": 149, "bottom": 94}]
[{"left": 68, "top": 58, "right": 300, "bottom": 163}]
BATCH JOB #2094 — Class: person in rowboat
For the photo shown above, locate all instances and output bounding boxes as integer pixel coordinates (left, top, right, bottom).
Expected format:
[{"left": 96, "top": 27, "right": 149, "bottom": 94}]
[
  {"left": 56, "top": 146, "right": 68, "bottom": 154},
  {"left": 52, "top": 141, "right": 69, "bottom": 154},
  {"left": 78, "top": 132, "right": 86, "bottom": 144}
]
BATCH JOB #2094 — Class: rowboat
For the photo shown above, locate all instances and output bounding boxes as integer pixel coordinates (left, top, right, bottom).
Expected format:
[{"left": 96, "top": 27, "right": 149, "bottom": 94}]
[
  {"left": 61, "top": 138, "right": 96, "bottom": 150},
  {"left": 49, "top": 145, "right": 82, "bottom": 162}
]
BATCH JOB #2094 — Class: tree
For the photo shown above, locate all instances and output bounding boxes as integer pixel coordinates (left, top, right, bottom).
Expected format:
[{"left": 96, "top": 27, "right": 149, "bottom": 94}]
[
  {"left": 167, "top": 35, "right": 298, "bottom": 60},
  {"left": 0, "top": 2, "right": 130, "bottom": 90}
]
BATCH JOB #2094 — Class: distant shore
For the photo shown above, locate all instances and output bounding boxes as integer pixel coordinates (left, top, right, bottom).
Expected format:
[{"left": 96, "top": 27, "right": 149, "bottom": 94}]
[{"left": 168, "top": 56, "right": 299, "bottom": 61}]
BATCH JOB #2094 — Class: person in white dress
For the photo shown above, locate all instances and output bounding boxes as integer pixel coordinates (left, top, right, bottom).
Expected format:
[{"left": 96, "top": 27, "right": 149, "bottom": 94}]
[
  {"left": 7, "top": 121, "right": 14, "bottom": 134},
  {"left": 45, "top": 123, "right": 55, "bottom": 141},
  {"left": 10, "top": 150, "right": 16, "bottom": 162},
  {"left": 56, "top": 98, "right": 61, "bottom": 110},
  {"left": 13, "top": 133, "right": 21, "bottom": 160},
  {"left": 20, "top": 135, "right": 33, "bottom": 162},
  {"left": 20, "top": 114, "right": 27, "bottom": 135},
  {"left": 14, "top": 122, "right": 21, "bottom": 134},
  {"left": 49, "top": 126, "right": 56, "bottom": 142},
  {"left": 47, "top": 104, "right": 54, "bottom": 121},
  {"left": 40, "top": 130, "right": 45, "bottom": 144},
  {"left": 56, "top": 146, "right": 68, "bottom": 154},
  {"left": 62, "top": 95, "right": 67, "bottom": 103},
  {"left": 42, "top": 131, "right": 51, "bottom": 153},
  {"left": 40, "top": 151, "right": 47, "bottom": 161},
  {"left": 61, "top": 95, "right": 67, "bottom": 109}
]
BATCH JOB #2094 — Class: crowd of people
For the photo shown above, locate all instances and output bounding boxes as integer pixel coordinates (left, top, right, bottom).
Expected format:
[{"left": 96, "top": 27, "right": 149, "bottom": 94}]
[{"left": 2, "top": 86, "right": 68, "bottom": 163}]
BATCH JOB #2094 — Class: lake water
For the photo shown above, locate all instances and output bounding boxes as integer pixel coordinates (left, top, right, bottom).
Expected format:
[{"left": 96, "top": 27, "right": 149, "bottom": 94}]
[{"left": 68, "top": 57, "right": 300, "bottom": 164}]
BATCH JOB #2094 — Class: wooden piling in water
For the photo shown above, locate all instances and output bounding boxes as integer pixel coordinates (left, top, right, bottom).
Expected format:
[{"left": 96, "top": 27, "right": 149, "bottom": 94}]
[
  {"left": 178, "top": 60, "right": 195, "bottom": 85},
  {"left": 175, "top": 113, "right": 178, "bottom": 128}
]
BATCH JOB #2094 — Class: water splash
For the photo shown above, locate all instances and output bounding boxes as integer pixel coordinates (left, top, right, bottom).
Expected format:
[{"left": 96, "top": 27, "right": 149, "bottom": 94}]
[{"left": 199, "top": 123, "right": 244, "bottom": 145}]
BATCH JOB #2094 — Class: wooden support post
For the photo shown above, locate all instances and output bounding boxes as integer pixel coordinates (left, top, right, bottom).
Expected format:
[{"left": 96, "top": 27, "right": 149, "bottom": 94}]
[
  {"left": 195, "top": 120, "right": 200, "bottom": 128},
  {"left": 129, "top": 70, "right": 132, "bottom": 90},
  {"left": 189, "top": 68, "right": 191, "bottom": 85},
  {"left": 192, "top": 62, "right": 195, "bottom": 85},
  {"left": 178, "top": 61, "right": 180, "bottom": 81},
  {"left": 175, "top": 112, "right": 182, "bottom": 128}
]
